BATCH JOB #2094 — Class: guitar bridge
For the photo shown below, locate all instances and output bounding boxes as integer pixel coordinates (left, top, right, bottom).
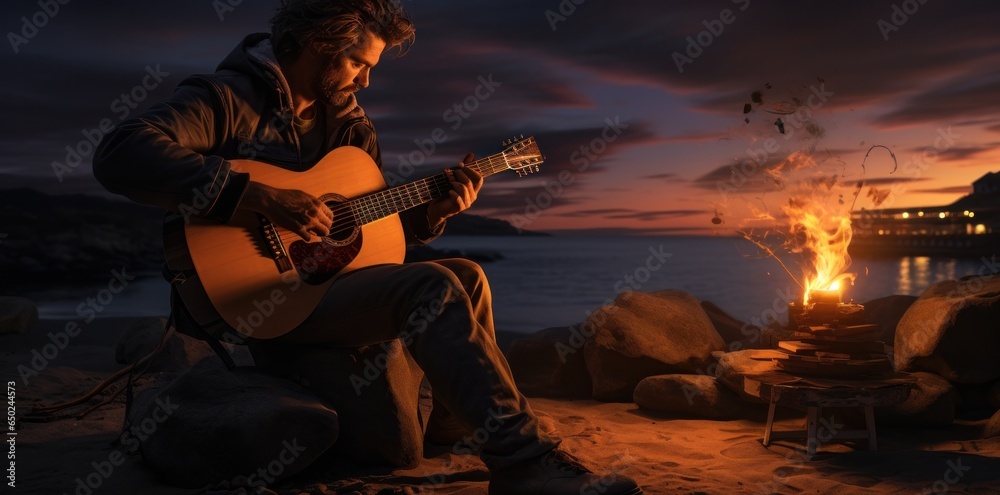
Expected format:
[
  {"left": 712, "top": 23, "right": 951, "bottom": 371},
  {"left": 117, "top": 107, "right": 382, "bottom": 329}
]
[{"left": 258, "top": 215, "right": 294, "bottom": 273}]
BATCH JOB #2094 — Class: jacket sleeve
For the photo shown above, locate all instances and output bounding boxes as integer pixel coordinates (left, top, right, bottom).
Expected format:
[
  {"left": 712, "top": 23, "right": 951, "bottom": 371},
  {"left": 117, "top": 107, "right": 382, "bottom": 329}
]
[
  {"left": 92, "top": 75, "right": 249, "bottom": 223},
  {"left": 338, "top": 118, "right": 445, "bottom": 247}
]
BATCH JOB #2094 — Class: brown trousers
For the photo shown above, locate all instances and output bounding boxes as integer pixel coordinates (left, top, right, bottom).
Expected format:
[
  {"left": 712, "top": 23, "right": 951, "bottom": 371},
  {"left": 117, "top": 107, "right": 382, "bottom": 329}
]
[{"left": 273, "top": 258, "right": 558, "bottom": 470}]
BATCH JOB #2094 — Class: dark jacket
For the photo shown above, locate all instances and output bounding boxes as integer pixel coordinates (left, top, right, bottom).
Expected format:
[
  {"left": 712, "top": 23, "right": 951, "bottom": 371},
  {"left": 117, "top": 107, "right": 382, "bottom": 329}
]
[{"left": 93, "top": 32, "right": 443, "bottom": 245}]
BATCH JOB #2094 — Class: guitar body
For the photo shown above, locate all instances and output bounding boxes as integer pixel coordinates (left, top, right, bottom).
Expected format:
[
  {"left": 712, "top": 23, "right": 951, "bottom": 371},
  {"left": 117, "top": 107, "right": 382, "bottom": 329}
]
[{"left": 165, "top": 146, "right": 405, "bottom": 340}]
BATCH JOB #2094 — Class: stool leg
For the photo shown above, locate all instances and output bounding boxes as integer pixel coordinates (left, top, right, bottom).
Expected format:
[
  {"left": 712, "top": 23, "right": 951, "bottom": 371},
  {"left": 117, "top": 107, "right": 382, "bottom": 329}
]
[
  {"left": 763, "top": 401, "right": 777, "bottom": 446},
  {"left": 865, "top": 406, "right": 877, "bottom": 451},
  {"left": 806, "top": 407, "right": 818, "bottom": 458}
]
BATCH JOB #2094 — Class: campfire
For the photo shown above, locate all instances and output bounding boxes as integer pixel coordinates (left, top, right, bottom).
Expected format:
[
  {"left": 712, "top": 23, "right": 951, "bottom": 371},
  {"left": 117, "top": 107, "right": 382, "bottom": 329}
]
[{"left": 730, "top": 149, "right": 899, "bottom": 377}]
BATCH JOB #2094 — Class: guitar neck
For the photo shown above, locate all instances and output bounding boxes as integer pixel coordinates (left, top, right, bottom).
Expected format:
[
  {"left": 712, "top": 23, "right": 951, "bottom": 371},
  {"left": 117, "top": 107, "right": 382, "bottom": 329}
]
[{"left": 349, "top": 153, "right": 509, "bottom": 225}]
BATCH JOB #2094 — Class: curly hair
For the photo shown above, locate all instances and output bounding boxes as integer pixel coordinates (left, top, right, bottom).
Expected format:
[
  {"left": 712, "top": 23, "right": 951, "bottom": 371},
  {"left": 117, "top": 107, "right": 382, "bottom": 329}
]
[{"left": 270, "top": 0, "right": 415, "bottom": 62}]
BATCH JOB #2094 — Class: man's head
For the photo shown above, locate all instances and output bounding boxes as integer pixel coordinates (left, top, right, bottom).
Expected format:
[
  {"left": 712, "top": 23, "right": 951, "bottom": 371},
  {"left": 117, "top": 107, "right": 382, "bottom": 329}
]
[{"left": 270, "top": 0, "right": 415, "bottom": 106}]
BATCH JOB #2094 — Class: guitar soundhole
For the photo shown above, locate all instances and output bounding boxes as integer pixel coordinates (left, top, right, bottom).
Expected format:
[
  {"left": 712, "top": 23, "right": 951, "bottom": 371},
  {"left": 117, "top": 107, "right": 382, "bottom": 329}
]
[{"left": 287, "top": 195, "right": 362, "bottom": 285}]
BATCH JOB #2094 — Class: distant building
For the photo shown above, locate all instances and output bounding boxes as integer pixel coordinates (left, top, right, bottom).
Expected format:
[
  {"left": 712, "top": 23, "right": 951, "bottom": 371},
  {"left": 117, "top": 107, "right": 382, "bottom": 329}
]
[{"left": 850, "top": 171, "right": 1000, "bottom": 256}]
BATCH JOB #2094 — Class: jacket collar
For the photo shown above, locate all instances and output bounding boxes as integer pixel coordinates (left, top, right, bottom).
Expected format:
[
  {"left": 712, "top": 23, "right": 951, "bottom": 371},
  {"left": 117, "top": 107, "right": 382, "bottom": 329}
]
[{"left": 218, "top": 33, "right": 365, "bottom": 123}]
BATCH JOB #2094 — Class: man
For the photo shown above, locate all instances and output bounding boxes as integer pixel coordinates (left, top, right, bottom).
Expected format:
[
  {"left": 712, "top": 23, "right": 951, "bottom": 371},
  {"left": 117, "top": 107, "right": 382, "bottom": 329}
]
[{"left": 93, "top": 1, "right": 642, "bottom": 494}]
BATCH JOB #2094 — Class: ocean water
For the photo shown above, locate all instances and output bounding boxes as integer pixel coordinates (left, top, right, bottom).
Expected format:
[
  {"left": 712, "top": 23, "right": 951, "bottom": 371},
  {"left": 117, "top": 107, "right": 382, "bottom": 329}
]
[
  {"left": 34, "top": 236, "right": 995, "bottom": 334},
  {"left": 431, "top": 236, "right": 994, "bottom": 333}
]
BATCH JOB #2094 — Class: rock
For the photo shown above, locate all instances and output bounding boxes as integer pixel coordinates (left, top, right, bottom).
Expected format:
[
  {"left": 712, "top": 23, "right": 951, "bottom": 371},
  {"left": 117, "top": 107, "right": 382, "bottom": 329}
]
[
  {"left": 249, "top": 339, "right": 426, "bottom": 468},
  {"left": 0, "top": 297, "right": 38, "bottom": 335},
  {"left": 714, "top": 350, "right": 775, "bottom": 404},
  {"left": 116, "top": 317, "right": 169, "bottom": 364},
  {"left": 507, "top": 326, "right": 592, "bottom": 399},
  {"left": 700, "top": 301, "right": 764, "bottom": 352},
  {"left": 861, "top": 295, "right": 918, "bottom": 344},
  {"left": 895, "top": 275, "right": 1000, "bottom": 383},
  {"left": 634, "top": 374, "right": 763, "bottom": 419},
  {"left": 878, "top": 372, "right": 957, "bottom": 427},
  {"left": 583, "top": 290, "right": 725, "bottom": 402},
  {"left": 129, "top": 360, "right": 338, "bottom": 488},
  {"left": 115, "top": 318, "right": 253, "bottom": 372},
  {"left": 985, "top": 409, "right": 1000, "bottom": 438}
]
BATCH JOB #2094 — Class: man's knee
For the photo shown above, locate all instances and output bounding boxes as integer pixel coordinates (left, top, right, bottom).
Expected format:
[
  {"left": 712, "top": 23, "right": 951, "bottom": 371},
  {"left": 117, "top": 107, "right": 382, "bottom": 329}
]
[
  {"left": 432, "top": 258, "right": 488, "bottom": 293},
  {"left": 408, "top": 262, "right": 468, "bottom": 302}
]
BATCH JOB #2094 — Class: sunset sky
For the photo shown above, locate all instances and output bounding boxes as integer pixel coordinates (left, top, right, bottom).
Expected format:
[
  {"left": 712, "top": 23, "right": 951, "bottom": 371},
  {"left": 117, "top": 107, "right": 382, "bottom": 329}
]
[{"left": 3, "top": 1, "right": 999, "bottom": 235}]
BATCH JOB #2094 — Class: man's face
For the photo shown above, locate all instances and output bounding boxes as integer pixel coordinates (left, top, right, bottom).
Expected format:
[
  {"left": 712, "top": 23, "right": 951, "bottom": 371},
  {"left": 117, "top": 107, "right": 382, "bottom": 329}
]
[{"left": 317, "top": 30, "right": 386, "bottom": 107}]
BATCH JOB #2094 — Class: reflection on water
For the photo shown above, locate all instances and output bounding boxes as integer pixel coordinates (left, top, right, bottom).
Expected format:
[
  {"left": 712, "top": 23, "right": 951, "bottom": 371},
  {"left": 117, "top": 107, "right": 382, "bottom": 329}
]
[{"left": 896, "top": 256, "right": 959, "bottom": 297}]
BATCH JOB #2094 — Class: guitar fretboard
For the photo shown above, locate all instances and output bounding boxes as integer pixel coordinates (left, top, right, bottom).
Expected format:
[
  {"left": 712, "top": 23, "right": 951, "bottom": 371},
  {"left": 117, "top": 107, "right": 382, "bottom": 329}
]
[{"left": 349, "top": 153, "right": 511, "bottom": 225}]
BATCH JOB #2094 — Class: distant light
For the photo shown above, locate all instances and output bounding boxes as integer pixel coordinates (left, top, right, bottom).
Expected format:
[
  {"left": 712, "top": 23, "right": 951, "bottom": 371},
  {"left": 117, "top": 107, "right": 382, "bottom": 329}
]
[
  {"left": 902, "top": 212, "right": 910, "bottom": 219},
  {"left": 918, "top": 211, "right": 924, "bottom": 217},
  {"left": 969, "top": 211, "right": 975, "bottom": 218},
  {"left": 939, "top": 212, "right": 947, "bottom": 219},
  {"left": 878, "top": 229, "right": 885, "bottom": 235},
  {"left": 963, "top": 210, "right": 970, "bottom": 216},
  {"left": 975, "top": 224, "right": 987, "bottom": 234}
]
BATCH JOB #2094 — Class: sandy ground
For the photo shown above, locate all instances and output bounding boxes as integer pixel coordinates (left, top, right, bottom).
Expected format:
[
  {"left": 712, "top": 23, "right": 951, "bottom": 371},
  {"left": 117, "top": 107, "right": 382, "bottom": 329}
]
[{"left": 4, "top": 317, "right": 1000, "bottom": 495}]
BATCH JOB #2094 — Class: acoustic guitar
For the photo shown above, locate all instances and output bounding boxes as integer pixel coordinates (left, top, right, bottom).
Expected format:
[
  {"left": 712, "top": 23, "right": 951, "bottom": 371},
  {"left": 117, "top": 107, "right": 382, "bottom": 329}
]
[{"left": 163, "top": 136, "right": 544, "bottom": 340}]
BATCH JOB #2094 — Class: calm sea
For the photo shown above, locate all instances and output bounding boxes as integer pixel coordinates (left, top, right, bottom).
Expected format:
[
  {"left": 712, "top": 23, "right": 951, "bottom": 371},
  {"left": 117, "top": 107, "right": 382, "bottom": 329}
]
[{"left": 34, "top": 236, "right": 995, "bottom": 334}]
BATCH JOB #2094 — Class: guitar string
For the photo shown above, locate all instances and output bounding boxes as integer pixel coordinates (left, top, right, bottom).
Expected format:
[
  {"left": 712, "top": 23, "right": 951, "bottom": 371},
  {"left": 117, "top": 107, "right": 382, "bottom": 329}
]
[
  {"left": 274, "top": 154, "right": 517, "bottom": 242},
  {"left": 276, "top": 154, "right": 507, "bottom": 242},
  {"left": 277, "top": 159, "right": 489, "bottom": 241},
  {"left": 275, "top": 150, "right": 522, "bottom": 242}
]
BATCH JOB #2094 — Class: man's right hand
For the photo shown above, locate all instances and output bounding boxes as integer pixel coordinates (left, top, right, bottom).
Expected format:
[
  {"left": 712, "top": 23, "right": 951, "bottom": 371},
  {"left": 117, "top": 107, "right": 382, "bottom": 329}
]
[{"left": 241, "top": 181, "right": 334, "bottom": 242}]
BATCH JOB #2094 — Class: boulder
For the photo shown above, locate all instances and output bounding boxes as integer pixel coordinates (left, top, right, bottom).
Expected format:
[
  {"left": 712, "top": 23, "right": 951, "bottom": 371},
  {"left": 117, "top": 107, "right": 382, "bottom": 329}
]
[
  {"left": 861, "top": 295, "right": 918, "bottom": 344},
  {"left": 700, "top": 301, "right": 764, "bottom": 352},
  {"left": 115, "top": 318, "right": 253, "bottom": 372},
  {"left": 506, "top": 326, "right": 592, "bottom": 399},
  {"left": 249, "top": 339, "right": 426, "bottom": 468},
  {"left": 584, "top": 290, "right": 725, "bottom": 402},
  {"left": 985, "top": 409, "right": 1000, "bottom": 438},
  {"left": 713, "top": 349, "right": 775, "bottom": 404},
  {"left": 878, "top": 372, "right": 958, "bottom": 427},
  {"left": 895, "top": 275, "right": 1000, "bottom": 383},
  {"left": 0, "top": 297, "right": 38, "bottom": 335},
  {"left": 129, "top": 360, "right": 339, "bottom": 488},
  {"left": 634, "top": 374, "right": 763, "bottom": 419}
]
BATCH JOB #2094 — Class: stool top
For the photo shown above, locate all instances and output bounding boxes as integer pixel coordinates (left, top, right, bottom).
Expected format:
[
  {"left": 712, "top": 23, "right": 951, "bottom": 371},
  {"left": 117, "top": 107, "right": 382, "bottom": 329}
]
[{"left": 743, "top": 369, "right": 916, "bottom": 407}]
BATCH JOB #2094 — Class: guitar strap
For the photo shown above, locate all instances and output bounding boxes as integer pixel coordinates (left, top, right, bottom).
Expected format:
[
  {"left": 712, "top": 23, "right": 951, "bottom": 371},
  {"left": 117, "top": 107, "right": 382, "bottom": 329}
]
[{"left": 162, "top": 263, "right": 238, "bottom": 371}]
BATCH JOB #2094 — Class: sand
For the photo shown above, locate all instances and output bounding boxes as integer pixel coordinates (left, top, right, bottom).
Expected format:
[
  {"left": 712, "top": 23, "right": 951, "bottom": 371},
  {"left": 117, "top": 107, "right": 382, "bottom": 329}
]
[{"left": 4, "top": 316, "right": 1000, "bottom": 495}]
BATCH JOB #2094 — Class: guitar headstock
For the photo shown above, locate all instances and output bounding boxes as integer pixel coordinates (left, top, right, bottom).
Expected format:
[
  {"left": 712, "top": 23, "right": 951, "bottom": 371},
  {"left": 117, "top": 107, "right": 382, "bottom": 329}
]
[{"left": 501, "top": 135, "right": 544, "bottom": 177}]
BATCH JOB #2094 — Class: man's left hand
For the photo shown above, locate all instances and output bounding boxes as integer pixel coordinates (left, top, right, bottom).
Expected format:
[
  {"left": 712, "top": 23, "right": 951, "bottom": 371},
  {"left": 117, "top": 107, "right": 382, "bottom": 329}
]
[{"left": 427, "top": 153, "right": 482, "bottom": 230}]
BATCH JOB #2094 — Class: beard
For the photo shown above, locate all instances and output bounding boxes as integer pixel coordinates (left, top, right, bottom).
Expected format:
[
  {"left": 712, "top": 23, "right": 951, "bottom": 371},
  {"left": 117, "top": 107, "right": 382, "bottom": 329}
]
[{"left": 320, "top": 76, "right": 359, "bottom": 107}]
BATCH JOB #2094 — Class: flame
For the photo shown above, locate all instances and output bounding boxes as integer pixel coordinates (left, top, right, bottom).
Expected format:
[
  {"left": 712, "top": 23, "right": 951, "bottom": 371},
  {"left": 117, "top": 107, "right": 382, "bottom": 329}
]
[{"left": 784, "top": 184, "right": 856, "bottom": 306}]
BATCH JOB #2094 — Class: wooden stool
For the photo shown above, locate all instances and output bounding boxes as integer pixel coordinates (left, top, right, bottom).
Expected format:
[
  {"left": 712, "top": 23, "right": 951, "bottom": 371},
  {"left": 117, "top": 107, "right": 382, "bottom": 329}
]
[{"left": 744, "top": 371, "right": 913, "bottom": 457}]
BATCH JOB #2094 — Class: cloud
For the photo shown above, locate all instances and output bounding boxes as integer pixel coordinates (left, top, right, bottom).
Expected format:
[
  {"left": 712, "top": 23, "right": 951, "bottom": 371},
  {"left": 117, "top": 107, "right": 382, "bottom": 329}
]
[
  {"left": 858, "top": 176, "right": 931, "bottom": 186},
  {"left": 467, "top": 185, "right": 590, "bottom": 218},
  {"left": 911, "top": 185, "right": 973, "bottom": 194},
  {"left": 556, "top": 208, "right": 707, "bottom": 221},
  {"left": 875, "top": 77, "right": 1000, "bottom": 128},
  {"left": 906, "top": 143, "right": 1000, "bottom": 162},
  {"left": 690, "top": 157, "right": 786, "bottom": 193},
  {"left": 644, "top": 172, "right": 680, "bottom": 180},
  {"left": 542, "top": 226, "right": 718, "bottom": 236}
]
